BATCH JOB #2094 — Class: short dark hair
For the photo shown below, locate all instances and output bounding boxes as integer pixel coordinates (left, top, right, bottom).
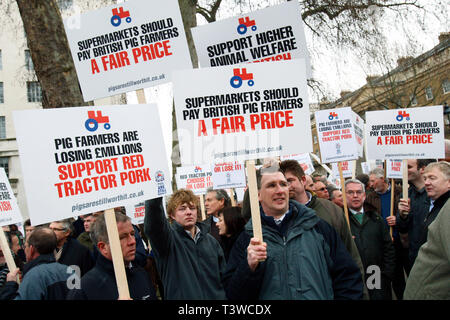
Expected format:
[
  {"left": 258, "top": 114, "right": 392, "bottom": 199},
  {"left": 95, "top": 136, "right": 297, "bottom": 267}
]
[
  {"left": 220, "top": 207, "right": 246, "bottom": 237},
  {"left": 27, "top": 227, "right": 57, "bottom": 255},
  {"left": 255, "top": 163, "right": 281, "bottom": 190},
  {"left": 417, "top": 159, "right": 437, "bottom": 169},
  {"left": 279, "top": 160, "right": 305, "bottom": 181},
  {"left": 24, "top": 219, "right": 32, "bottom": 227},
  {"left": 356, "top": 174, "right": 370, "bottom": 187},
  {"left": 91, "top": 212, "right": 130, "bottom": 245}
]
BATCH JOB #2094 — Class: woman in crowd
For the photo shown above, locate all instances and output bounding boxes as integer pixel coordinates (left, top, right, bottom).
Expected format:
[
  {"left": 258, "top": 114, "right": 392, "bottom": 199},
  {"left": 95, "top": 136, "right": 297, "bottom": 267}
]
[{"left": 216, "top": 207, "right": 246, "bottom": 261}]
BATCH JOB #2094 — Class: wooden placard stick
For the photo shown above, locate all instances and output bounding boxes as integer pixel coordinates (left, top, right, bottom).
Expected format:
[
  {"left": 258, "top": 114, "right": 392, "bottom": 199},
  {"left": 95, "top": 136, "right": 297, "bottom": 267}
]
[
  {"left": 390, "top": 178, "right": 395, "bottom": 239},
  {"left": 136, "top": 89, "right": 146, "bottom": 104},
  {"left": 199, "top": 194, "right": 206, "bottom": 221},
  {"left": 352, "top": 160, "right": 357, "bottom": 179},
  {"left": 0, "top": 229, "right": 19, "bottom": 284},
  {"left": 246, "top": 160, "right": 263, "bottom": 243},
  {"left": 104, "top": 208, "right": 130, "bottom": 300},
  {"left": 229, "top": 188, "right": 236, "bottom": 206},
  {"left": 338, "top": 162, "right": 350, "bottom": 228},
  {"left": 402, "top": 159, "right": 408, "bottom": 200}
]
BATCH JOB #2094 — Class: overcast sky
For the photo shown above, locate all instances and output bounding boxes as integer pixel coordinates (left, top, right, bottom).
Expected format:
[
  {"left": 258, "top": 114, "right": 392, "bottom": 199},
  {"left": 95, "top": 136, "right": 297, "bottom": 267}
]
[{"left": 126, "top": 0, "right": 449, "bottom": 169}]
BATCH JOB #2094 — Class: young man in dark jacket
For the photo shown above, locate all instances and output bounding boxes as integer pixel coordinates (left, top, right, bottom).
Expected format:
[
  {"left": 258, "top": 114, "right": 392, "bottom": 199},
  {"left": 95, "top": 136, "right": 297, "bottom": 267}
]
[
  {"left": 144, "top": 189, "right": 227, "bottom": 300},
  {"left": 66, "top": 212, "right": 157, "bottom": 300},
  {"left": 0, "top": 227, "right": 71, "bottom": 300},
  {"left": 223, "top": 165, "right": 363, "bottom": 300},
  {"left": 345, "top": 179, "right": 395, "bottom": 300}
]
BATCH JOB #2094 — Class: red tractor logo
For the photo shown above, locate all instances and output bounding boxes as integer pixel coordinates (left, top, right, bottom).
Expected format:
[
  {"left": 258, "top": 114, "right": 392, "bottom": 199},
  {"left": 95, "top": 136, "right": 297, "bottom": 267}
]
[
  {"left": 396, "top": 110, "right": 410, "bottom": 121},
  {"left": 85, "top": 111, "right": 111, "bottom": 132},
  {"left": 111, "top": 7, "right": 131, "bottom": 27},
  {"left": 230, "top": 68, "right": 254, "bottom": 88},
  {"left": 328, "top": 112, "right": 338, "bottom": 120},
  {"left": 237, "top": 16, "right": 257, "bottom": 35}
]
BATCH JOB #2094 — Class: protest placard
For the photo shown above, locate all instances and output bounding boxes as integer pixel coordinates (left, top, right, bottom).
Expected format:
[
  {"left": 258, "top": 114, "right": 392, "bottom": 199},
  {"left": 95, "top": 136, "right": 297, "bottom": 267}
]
[
  {"left": 191, "top": 1, "right": 311, "bottom": 77},
  {"left": 352, "top": 111, "right": 364, "bottom": 158},
  {"left": 125, "top": 201, "right": 145, "bottom": 225},
  {"left": 0, "top": 168, "right": 23, "bottom": 228},
  {"left": 13, "top": 104, "right": 171, "bottom": 226},
  {"left": 332, "top": 161, "right": 353, "bottom": 179},
  {"left": 176, "top": 165, "right": 213, "bottom": 195},
  {"left": 64, "top": 0, "right": 192, "bottom": 101},
  {"left": 365, "top": 106, "right": 445, "bottom": 160},
  {"left": 280, "top": 153, "right": 314, "bottom": 175},
  {"left": 211, "top": 161, "right": 246, "bottom": 189},
  {"left": 361, "top": 162, "right": 370, "bottom": 174},
  {"left": 173, "top": 59, "right": 312, "bottom": 166},
  {"left": 386, "top": 159, "right": 403, "bottom": 179},
  {"left": 315, "top": 107, "right": 358, "bottom": 163}
]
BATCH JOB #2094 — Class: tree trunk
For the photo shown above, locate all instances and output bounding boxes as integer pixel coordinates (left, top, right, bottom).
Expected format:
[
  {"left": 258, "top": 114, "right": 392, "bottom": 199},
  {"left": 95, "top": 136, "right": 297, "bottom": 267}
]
[
  {"left": 171, "top": 0, "right": 199, "bottom": 191},
  {"left": 16, "top": 0, "right": 91, "bottom": 108}
]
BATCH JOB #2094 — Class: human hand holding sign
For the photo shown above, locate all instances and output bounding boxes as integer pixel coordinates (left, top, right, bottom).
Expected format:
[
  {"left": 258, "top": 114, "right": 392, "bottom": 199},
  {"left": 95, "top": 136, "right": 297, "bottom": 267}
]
[
  {"left": 398, "top": 198, "right": 410, "bottom": 219},
  {"left": 247, "top": 237, "right": 267, "bottom": 272}
]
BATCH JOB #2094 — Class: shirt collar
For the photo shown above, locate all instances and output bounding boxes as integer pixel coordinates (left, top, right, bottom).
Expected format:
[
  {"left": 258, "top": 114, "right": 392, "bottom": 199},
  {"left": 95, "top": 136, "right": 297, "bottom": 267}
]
[
  {"left": 349, "top": 207, "right": 364, "bottom": 215},
  {"left": 305, "top": 192, "right": 313, "bottom": 206}
]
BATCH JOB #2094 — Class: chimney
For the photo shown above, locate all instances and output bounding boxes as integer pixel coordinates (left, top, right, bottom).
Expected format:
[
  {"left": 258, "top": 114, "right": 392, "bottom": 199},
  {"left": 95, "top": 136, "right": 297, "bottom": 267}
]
[
  {"left": 340, "top": 91, "right": 351, "bottom": 98},
  {"left": 366, "top": 75, "right": 379, "bottom": 85},
  {"left": 439, "top": 32, "right": 450, "bottom": 43},
  {"left": 397, "top": 56, "right": 414, "bottom": 67}
]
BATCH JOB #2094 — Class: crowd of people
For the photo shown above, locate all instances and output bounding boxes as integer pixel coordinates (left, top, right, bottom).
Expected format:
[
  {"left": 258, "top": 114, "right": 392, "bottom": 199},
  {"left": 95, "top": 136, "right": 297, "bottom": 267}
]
[{"left": 0, "top": 158, "right": 448, "bottom": 300}]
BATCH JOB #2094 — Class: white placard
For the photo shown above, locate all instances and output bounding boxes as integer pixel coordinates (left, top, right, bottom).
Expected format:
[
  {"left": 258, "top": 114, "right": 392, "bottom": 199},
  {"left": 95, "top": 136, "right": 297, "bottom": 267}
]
[
  {"left": 332, "top": 161, "right": 354, "bottom": 179},
  {"left": 175, "top": 165, "right": 213, "bottom": 195},
  {"left": 352, "top": 111, "right": 364, "bottom": 158},
  {"left": 365, "top": 106, "right": 445, "bottom": 160},
  {"left": 64, "top": 0, "right": 192, "bottom": 101},
  {"left": 0, "top": 168, "right": 23, "bottom": 228},
  {"left": 192, "top": 1, "right": 311, "bottom": 77},
  {"left": 234, "top": 187, "right": 246, "bottom": 203},
  {"left": 361, "top": 162, "right": 370, "bottom": 174},
  {"left": 280, "top": 153, "right": 314, "bottom": 175},
  {"left": 173, "top": 59, "right": 312, "bottom": 165},
  {"left": 386, "top": 159, "right": 403, "bottom": 179},
  {"left": 125, "top": 202, "right": 145, "bottom": 225},
  {"left": 211, "top": 161, "right": 246, "bottom": 189},
  {"left": 14, "top": 104, "right": 172, "bottom": 226},
  {"left": 315, "top": 107, "right": 359, "bottom": 163}
]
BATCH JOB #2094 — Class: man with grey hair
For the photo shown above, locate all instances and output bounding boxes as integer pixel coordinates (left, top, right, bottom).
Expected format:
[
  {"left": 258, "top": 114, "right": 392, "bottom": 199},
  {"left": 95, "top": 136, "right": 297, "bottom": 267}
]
[
  {"left": 49, "top": 218, "right": 94, "bottom": 277},
  {"left": 367, "top": 167, "right": 406, "bottom": 300},
  {"left": 204, "top": 188, "right": 231, "bottom": 243},
  {"left": 344, "top": 179, "right": 395, "bottom": 300},
  {"left": 399, "top": 161, "right": 449, "bottom": 264},
  {"left": 67, "top": 212, "right": 156, "bottom": 300}
]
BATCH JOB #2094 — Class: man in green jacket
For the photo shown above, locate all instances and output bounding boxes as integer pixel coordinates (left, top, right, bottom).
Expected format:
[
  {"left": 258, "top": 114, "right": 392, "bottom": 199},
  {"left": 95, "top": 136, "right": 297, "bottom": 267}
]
[
  {"left": 404, "top": 198, "right": 450, "bottom": 299},
  {"left": 144, "top": 189, "right": 226, "bottom": 300},
  {"left": 280, "top": 160, "right": 368, "bottom": 299}
]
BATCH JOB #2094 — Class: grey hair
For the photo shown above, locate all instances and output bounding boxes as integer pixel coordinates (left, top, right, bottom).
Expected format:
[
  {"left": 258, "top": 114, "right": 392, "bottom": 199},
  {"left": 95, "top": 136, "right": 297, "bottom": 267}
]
[
  {"left": 424, "top": 161, "right": 450, "bottom": 180},
  {"left": 90, "top": 212, "right": 130, "bottom": 245},
  {"left": 53, "top": 218, "right": 74, "bottom": 235},
  {"left": 345, "top": 179, "right": 366, "bottom": 193},
  {"left": 369, "top": 168, "right": 387, "bottom": 182},
  {"left": 207, "top": 188, "right": 231, "bottom": 207}
]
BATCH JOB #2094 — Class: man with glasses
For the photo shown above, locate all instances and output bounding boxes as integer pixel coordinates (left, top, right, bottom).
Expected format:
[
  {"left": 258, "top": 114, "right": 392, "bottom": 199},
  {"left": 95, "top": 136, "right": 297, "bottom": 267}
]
[
  {"left": 313, "top": 180, "right": 330, "bottom": 200},
  {"left": 345, "top": 179, "right": 395, "bottom": 300},
  {"left": 49, "top": 218, "right": 94, "bottom": 277}
]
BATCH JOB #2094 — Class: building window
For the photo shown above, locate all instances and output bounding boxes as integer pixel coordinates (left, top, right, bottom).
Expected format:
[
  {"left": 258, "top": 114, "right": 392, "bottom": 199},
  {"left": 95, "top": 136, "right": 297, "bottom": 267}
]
[
  {"left": 0, "top": 157, "right": 9, "bottom": 177},
  {"left": 0, "top": 116, "right": 5, "bottom": 139},
  {"left": 443, "top": 79, "right": 450, "bottom": 94},
  {"left": 0, "top": 83, "right": 3, "bottom": 103},
  {"left": 425, "top": 87, "right": 433, "bottom": 100},
  {"left": 410, "top": 94, "right": 418, "bottom": 106},
  {"left": 27, "top": 82, "right": 42, "bottom": 102},
  {"left": 25, "top": 50, "right": 34, "bottom": 71}
]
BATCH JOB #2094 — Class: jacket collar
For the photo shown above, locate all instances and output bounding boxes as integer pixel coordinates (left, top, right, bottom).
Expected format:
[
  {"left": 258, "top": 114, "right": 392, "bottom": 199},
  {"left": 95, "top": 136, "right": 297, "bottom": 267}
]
[
  {"left": 433, "top": 190, "right": 450, "bottom": 208},
  {"left": 96, "top": 252, "right": 134, "bottom": 275},
  {"left": 23, "top": 253, "right": 56, "bottom": 276}
]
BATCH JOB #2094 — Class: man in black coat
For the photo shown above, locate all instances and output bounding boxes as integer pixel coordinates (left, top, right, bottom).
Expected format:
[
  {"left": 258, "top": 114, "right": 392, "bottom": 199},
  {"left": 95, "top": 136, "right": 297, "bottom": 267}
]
[
  {"left": 49, "top": 219, "right": 94, "bottom": 277},
  {"left": 66, "top": 212, "right": 157, "bottom": 300},
  {"left": 345, "top": 179, "right": 395, "bottom": 300}
]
